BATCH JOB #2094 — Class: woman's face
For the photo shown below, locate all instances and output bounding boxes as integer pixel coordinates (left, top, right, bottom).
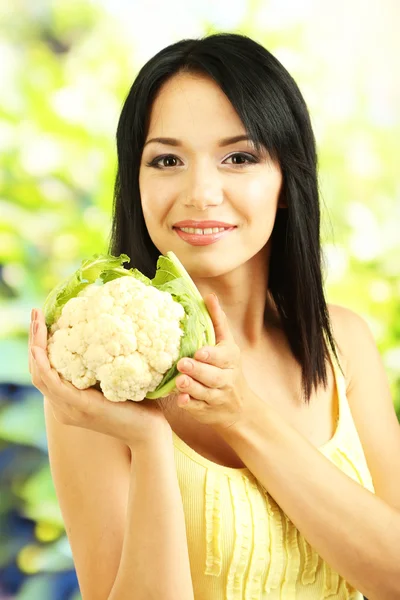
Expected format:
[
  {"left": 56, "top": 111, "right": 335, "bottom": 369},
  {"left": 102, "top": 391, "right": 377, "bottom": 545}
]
[{"left": 139, "top": 72, "right": 284, "bottom": 279}]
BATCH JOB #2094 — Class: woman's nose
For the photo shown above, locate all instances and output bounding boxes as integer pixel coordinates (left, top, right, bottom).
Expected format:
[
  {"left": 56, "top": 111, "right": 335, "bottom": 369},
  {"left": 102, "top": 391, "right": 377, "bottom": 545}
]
[
  {"left": 182, "top": 169, "right": 224, "bottom": 210},
  {"left": 184, "top": 191, "right": 223, "bottom": 210}
]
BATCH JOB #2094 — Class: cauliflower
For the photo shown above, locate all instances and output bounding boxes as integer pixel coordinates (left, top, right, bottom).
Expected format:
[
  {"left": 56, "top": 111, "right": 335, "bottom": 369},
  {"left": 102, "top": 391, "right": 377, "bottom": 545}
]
[{"left": 43, "top": 252, "right": 215, "bottom": 402}]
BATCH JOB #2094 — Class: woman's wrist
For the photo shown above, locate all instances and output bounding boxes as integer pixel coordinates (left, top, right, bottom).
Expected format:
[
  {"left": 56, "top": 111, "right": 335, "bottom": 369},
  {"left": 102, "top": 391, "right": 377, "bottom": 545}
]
[{"left": 128, "top": 424, "right": 174, "bottom": 459}]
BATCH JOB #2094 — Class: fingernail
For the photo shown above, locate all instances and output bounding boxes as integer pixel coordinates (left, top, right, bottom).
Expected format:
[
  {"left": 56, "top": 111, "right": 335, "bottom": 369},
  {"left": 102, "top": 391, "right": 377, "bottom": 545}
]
[
  {"left": 31, "top": 347, "right": 37, "bottom": 360},
  {"left": 181, "top": 359, "right": 193, "bottom": 371},
  {"left": 33, "top": 322, "right": 39, "bottom": 335},
  {"left": 177, "top": 376, "right": 189, "bottom": 387},
  {"left": 197, "top": 350, "right": 209, "bottom": 361}
]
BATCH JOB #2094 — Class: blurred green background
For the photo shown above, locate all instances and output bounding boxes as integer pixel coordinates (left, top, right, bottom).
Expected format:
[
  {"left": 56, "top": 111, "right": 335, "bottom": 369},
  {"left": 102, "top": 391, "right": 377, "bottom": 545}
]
[{"left": 1, "top": 0, "right": 399, "bottom": 598}]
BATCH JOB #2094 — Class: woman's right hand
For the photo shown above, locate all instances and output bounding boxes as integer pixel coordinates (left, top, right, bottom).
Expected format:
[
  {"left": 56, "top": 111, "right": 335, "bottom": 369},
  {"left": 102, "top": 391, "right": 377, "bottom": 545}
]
[{"left": 28, "top": 308, "right": 172, "bottom": 450}]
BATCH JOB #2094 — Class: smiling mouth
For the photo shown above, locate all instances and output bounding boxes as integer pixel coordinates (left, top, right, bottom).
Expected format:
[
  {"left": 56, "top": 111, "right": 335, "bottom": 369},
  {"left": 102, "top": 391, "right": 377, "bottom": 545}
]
[
  {"left": 173, "top": 226, "right": 236, "bottom": 246},
  {"left": 174, "top": 226, "right": 230, "bottom": 235}
]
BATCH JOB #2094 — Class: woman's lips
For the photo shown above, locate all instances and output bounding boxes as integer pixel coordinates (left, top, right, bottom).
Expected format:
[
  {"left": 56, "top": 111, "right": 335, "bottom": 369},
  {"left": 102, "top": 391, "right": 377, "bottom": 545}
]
[{"left": 173, "top": 226, "right": 236, "bottom": 246}]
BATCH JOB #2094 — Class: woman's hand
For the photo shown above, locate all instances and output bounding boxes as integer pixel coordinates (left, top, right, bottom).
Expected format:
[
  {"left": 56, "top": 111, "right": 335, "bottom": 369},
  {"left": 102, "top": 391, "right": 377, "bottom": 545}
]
[
  {"left": 28, "top": 309, "right": 171, "bottom": 450},
  {"left": 174, "top": 294, "right": 258, "bottom": 432}
]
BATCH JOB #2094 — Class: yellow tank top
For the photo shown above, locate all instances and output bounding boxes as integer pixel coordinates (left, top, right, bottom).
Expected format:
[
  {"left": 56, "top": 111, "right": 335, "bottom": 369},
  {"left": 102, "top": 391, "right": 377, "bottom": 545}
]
[{"left": 172, "top": 343, "right": 374, "bottom": 599}]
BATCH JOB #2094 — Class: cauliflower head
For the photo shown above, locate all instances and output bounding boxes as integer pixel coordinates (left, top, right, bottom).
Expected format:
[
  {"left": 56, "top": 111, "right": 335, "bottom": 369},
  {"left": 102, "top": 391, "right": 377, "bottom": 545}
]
[
  {"left": 43, "top": 252, "right": 215, "bottom": 403},
  {"left": 48, "top": 276, "right": 185, "bottom": 402}
]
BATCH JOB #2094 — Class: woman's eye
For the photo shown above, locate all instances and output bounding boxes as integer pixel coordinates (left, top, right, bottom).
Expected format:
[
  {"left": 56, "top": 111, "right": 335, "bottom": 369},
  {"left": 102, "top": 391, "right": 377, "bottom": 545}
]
[
  {"left": 147, "top": 155, "right": 182, "bottom": 169},
  {"left": 146, "top": 152, "right": 258, "bottom": 169},
  {"left": 149, "top": 154, "right": 182, "bottom": 169},
  {"left": 224, "top": 152, "right": 258, "bottom": 166}
]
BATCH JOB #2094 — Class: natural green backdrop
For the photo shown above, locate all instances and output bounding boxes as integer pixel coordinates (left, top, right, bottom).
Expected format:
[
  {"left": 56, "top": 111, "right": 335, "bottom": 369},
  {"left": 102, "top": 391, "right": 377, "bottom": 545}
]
[{"left": 1, "top": 0, "right": 399, "bottom": 598}]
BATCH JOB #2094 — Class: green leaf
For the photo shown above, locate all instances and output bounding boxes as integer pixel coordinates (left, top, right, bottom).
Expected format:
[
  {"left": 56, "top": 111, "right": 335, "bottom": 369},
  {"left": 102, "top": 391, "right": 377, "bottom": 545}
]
[
  {"left": 42, "top": 253, "right": 150, "bottom": 328},
  {"left": 146, "top": 252, "right": 215, "bottom": 399}
]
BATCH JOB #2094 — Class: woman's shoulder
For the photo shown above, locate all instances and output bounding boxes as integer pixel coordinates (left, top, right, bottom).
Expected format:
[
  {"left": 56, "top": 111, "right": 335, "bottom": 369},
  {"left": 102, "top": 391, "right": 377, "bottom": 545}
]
[
  {"left": 327, "top": 302, "right": 371, "bottom": 344},
  {"left": 326, "top": 302, "right": 375, "bottom": 390}
]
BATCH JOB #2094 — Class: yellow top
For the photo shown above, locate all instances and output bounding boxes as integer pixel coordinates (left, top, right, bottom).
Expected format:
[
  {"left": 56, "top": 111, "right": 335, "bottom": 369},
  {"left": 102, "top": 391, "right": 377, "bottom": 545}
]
[{"left": 172, "top": 343, "right": 374, "bottom": 600}]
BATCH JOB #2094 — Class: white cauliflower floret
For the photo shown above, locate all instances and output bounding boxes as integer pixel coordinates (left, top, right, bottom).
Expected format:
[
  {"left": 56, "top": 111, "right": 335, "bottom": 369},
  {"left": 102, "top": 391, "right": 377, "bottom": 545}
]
[
  {"left": 78, "top": 284, "right": 101, "bottom": 298},
  {"left": 47, "top": 276, "right": 185, "bottom": 402},
  {"left": 83, "top": 343, "right": 113, "bottom": 371},
  {"left": 97, "top": 354, "right": 154, "bottom": 402},
  {"left": 58, "top": 296, "right": 87, "bottom": 326}
]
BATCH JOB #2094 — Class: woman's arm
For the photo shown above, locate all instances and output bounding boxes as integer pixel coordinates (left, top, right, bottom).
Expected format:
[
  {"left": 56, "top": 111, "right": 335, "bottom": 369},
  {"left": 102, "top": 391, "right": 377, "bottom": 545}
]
[
  {"left": 44, "top": 396, "right": 193, "bottom": 600},
  {"left": 108, "top": 435, "right": 194, "bottom": 600}
]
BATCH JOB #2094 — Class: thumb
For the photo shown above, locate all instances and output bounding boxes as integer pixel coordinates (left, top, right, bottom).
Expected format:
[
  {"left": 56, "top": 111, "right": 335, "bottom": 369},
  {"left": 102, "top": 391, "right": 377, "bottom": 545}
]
[{"left": 205, "top": 293, "right": 233, "bottom": 344}]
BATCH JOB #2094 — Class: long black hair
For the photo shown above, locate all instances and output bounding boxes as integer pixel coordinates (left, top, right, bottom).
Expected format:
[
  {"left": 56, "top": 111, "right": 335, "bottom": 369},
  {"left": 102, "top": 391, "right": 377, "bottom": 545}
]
[{"left": 108, "top": 31, "right": 343, "bottom": 403}]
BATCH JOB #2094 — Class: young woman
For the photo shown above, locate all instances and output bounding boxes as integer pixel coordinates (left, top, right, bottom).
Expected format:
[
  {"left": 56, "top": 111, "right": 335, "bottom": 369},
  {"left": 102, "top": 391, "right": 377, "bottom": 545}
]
[{"left": 29, "top": 33, "right": 400, "bottom": 600}]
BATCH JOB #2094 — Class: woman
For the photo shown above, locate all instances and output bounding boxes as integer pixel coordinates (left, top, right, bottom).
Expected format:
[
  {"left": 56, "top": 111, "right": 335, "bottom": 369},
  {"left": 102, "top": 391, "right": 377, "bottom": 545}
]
[{"left": 29, "top": 33, "right": 400, "bottom": 600}]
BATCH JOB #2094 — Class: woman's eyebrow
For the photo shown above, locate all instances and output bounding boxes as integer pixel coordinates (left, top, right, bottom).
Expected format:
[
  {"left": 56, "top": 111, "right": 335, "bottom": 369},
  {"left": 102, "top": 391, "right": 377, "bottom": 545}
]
[{"left": 143, "top": 134, "right": 251, "bottom": 148}]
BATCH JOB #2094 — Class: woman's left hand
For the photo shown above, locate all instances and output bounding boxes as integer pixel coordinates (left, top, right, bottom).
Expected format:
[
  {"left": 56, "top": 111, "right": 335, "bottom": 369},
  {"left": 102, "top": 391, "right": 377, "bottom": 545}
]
[{"left": 175, "top": 293, "right": 255, "bottom": 432}]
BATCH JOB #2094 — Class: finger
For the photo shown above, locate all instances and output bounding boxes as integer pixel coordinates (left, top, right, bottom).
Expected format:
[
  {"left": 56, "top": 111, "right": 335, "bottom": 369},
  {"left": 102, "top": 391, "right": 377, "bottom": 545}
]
[
  {"left": 29, "top": 322, "right": 33, "bottom": 375},
  {"left": 31, "top": 345, "right": 61, "bottom": 397},
  {"left": 28, "top": 308, "right": 36, "bottom": 375},
  {"left": 177, "top": 357, "right": 227, "bottom": 389},
  {"left": 193, "top": 344, "right": 235, "bottom": 369},
  {"left": 31, "top": 345, "right": 87, "bottom": 418},
  {"left": 32, "top": 344, "right": 105, "bottom": 419},
  {"left": 30, "top": 315, "right": 121, "bottom": 427},
  {"left": 176, "top": 392, "right": 207, "bottom": 411},
  {"left": 30, "top": 309, "right": 51, "bottom": 396},
  {"left": 205, "top": 293, "right": 235, "bottom": 345},
  {"left": 34, "top": 309, "right": 49, "bottom": 351},
  {"left": 175, "top": 374, "right": 214, "bottom": 403},
  {"left": 31, "top": 344, "right": 74, "bottom": 401}
]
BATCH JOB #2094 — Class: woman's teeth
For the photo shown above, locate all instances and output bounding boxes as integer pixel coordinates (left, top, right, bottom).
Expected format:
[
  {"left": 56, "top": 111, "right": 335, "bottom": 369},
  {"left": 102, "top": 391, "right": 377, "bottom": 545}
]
[{"left": 179, "top": 227, "right": 227, "bottom": 234}]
